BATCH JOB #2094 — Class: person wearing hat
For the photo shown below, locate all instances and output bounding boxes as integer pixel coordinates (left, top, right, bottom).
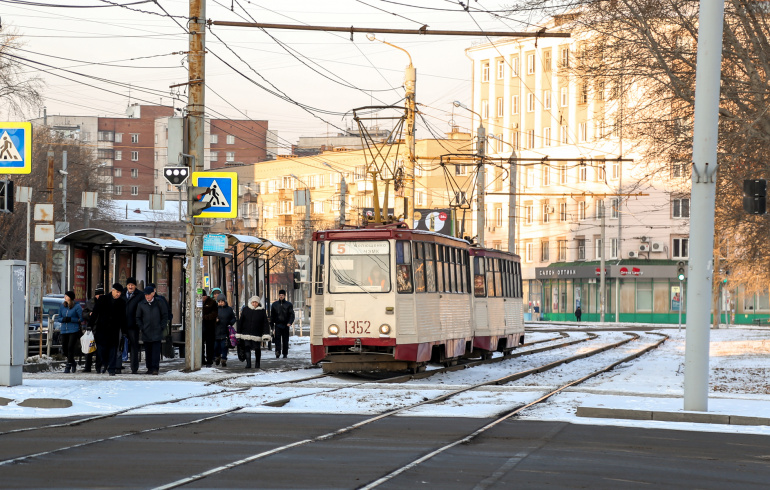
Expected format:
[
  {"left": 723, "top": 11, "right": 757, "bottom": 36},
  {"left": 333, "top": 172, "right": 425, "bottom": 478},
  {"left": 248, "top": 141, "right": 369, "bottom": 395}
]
[
  {"left": 89, "top": 284, "right": 127, "bottom": 375},
  {"left": 148, "top": 283, "right": 173, "bottom": 359},
  {"left": 58, "top": 291, "right": 83, "bottom": 373},
  {"left": 201, "top": 289, "right": 218, "bottom": 367},
  {"left": 120, "top": 277, "right": 143, "bottom": 374},
  {"left": 270, "top": 289, "right": 295, "bottom": 359},
  {"left": 214, "top": 294, "right": 236, "bottom": 367},
  {"left": 237, "top": 296, "right": 269, "bottom": 369},
  {"left": 135, "top": 286, "right": 168, "bottom": 375},
  {"left": 82, "top": 286, "right": 104, "bottom": 373}
]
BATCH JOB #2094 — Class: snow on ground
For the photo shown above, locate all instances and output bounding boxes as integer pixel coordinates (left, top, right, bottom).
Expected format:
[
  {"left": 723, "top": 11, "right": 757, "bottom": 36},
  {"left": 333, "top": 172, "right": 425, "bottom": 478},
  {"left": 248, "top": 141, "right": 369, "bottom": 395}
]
[{"left": 2, "top": 325, "right": 770, "bottom": 436}]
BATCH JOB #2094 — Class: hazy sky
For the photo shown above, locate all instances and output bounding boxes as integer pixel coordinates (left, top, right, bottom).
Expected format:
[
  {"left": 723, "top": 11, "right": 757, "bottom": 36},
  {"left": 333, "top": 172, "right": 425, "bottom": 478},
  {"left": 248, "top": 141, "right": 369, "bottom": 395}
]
[{"left": 2, "top": 0, "right": 541, "bottom": 153}]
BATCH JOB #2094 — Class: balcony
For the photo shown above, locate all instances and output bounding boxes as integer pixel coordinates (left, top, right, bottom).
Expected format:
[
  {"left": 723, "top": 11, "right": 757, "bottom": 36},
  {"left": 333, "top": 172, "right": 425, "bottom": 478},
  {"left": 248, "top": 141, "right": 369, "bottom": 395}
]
[{"left": 279, "top": 215, "right": 293, "bottom": 226}]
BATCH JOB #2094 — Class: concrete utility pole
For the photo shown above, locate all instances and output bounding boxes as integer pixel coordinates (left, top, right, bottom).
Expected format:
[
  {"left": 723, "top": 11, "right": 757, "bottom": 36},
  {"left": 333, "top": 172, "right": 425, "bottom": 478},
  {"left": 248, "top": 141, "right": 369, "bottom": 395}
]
[
  {"left": 339, "top": 176, "right": 347, "bottom": 227},
  {"left": 46, "top": 148, "right": 54, "bottom": 294},
  {"left": 405, "top": 57, "right": 416, "bottom": 227},
  {"left": 185, "top": 0, "right": 206, "bottom": 371},
  {"left": 599, "top": 200, "right": 606, "bottom": 323},
  {"left": 61, "top": 151, "right": 67, "bottom": 291},
  {"left": 488, "top": 134, "right": 517, "bottom": 254},
  {"left": 683, "top": 0, "right": 725, "bottom": 413},
  {"left": 453, "top": 101, "right": 485, "bottom": 247}
]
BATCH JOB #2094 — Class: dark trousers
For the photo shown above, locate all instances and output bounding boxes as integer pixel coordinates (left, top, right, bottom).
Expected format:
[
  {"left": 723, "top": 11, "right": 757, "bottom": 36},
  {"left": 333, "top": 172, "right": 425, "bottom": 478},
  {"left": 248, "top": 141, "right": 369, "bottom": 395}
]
[
  {"left": 84, "top": 351, "right": 101, "bottom": 372},
  {"left": 118, "top": 328, "right": 141, "bottom": 373},
  {"left": 245, "top": 344, "right": 261, "bottom": 368},
  {"left": 144, "top": 341, "right": 162, "bottom": 372},
  {"left": 97, "top": 343, "right": 117, "bottom": 374},
  {"left": 202, "top": 327, "right": 215, "bottom": 366},
  {"left": 274, "top": 325, "right": 290, "bottom": 356},
  {"left": 214, "top": 339, "right": 229, "bottom": 360},
  {"left": 61, "top": 332, "right": 80, "bottom": 367}
]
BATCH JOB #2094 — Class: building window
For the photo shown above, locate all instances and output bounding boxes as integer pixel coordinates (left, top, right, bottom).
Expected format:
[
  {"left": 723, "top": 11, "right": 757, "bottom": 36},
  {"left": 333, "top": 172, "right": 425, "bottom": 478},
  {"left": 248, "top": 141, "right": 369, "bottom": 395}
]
[
  {"left": 526, "top": 168, "right": 535, "bottom": 187},
  {"left": 544, "top": 127, "right": 552, "bottom": 147},
  {"left": 482, "top": 62, "right": 490, "bottom": 82},
  {"left": 115, "top": 133, "right": 123, "bottom": 143},
  {"left": 525, "top": 242, "right": 533, "bottom": 262},
  {"left": 115, "top": 185, "right": 122, "bottom": 195},
  {"left": 211, "top": 151, "right": 218, "bottom": 162},
  {"left": 673, "top": 238, "right": 689, "bottom": 258},
  {"left": 131, "top": 151, "right": 139, "bottom": 161},
  {"left": 511, "top": 95, "right": 519, "bottom": 115},
  {"left": 578, "top": 201, "right": 586, "bottom": 220},
  {"left": 355, "top": 166, "right": 366, "bottom": 181},
  {"left": 541, "top": 241, "right": 549, "bottom": 261},
  {"left": 598, "top": 163, "right": 606, "bottom": 181},
  {"left": 578, "top": 122, "right": 587, "bottom": 142},
  {"left": 598, "top": 81, "right": 605, "bottom": 100},
  {"left": 560, "top": 165, "right": 567, "bottom": 184},
  {"left": 155, "top": 134, "right": 158, "bottom": 145},
  {"left": 581, "top": 83, "right": 589, "bottom": 104},
  {"left": 512, "top": 131, "right": 520, "bottom": 150},
  {"left": 611, "top": 161, "right": 619, "bottom": 180},
  {"left": 312, "top": 201, "right": 324, "bottom": 214},
  {"left": 455, "top": 164, "right": 467, "bottom": 176},
  {"left": 579, "top": 163, "right": 587, "bottom": 182},
  {"left": 577, "top": 239, "right": 586, "bottom": 260},
  {"left": 97, "top": 130, "right": 114, "bottom": 142},
  {"left": 560, "top": 125, "right": 568, "bottom": 144},
  {"left": 543, "top": 202, "right": 551, "bottom": 223},
  {"left": 417, "top": 190, "right": 426, "bottom": 206},
  {"left": 561, "top": 87, "right": 568, "bottom": 107},
  {"left": 279, "top": 200, "right": 294, "bottom": 215},
  {"left": 561, "top": 47, "right": 569, "bottom": 68},
  {"left": 595, "top": 199, "right": 603, "bottom": 219},
  {"left": 637, "top": 281, "right": 653, "bottom": 312},
  {"left": 211, "top": 134, "right": 218, "bottom": 144},
  {"left": 511, "top": 57, "right": 519, "bottom": 77},
  {"left": 559, "top": 202, "right": 567, "bottom": 222},
  {"left": 131, "top": 133, "right": 139, "bottom": 143},
  {"left": 610, "top": 198, "right": 620, "bottom": 219},
  {"left": 495, "top": 207, "right": 503, "bottom": 227},
  {"left": 544, "top": 90, "right": 551, "bottom": 110},
  {"left": 525, "top": 203, "right": 533, "bottom": 224},
  {"left": 114, "top": 168, "right": 122, "bottom": 178},
  {"left": 526, "top": 130, "right": 535, "bottom": 149},
  {"left": 610, "top": 238, "right": 619, "bottom": 259},
  {"left": 527, "top": 53, "right": 535, "bottom": 74},
  {"left": 131, "top": 186, "right": 139, "bottom": 196},
  {"left": 497, "top": 59, "right": 505, "bottom": 79},
  {"left": 131, "top": 168, "right": 138, "bottom": 178},
  {"left": 115, "top": 151, "right": 122, "bottom": 161},
  {"left": 481, "top": 100, "right": 489, "bottom": 119},
  {"left": 527, "top": 93, "right": 535, "bottom": 112},
  {"left": 154, "top": 151, "right": 158, "bottom": 162},
  {"left": 542, "top": 166, "right": 550, "bottom": 187},
  {"left": 558, "top": 239, "right": 566, "bottom": 260},
  {"left": 673, "top": 198, "right": 690, "bottom": 218},
  {"left": 227, "top": 135, "right": 235, "bottom": 145},
  {"left": 544, "top": 51, "right": 552, "bottom": 72},
  {"left": 595, "top": 239, "right": 603, "bottom": 259},
  {"left": 497, "top": 97, "right": 504, "bottom": 117},
  {"left": 226, "top": 152, "right": 235, "bottom": 162}
]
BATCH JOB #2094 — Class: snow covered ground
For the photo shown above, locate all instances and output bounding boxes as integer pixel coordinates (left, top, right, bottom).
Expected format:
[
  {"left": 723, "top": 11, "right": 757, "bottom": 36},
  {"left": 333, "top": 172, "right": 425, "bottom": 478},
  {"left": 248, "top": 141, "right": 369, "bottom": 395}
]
[{"left": 2, "top": 325, "right": 770, "bottom": 436}]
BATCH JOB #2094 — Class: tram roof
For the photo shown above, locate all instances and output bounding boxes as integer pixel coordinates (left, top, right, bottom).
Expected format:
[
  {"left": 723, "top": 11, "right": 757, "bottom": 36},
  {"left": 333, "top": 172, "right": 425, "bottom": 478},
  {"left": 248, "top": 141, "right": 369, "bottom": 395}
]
[{"left": 313, "top": 227, "right": 470, "bottom": 246}]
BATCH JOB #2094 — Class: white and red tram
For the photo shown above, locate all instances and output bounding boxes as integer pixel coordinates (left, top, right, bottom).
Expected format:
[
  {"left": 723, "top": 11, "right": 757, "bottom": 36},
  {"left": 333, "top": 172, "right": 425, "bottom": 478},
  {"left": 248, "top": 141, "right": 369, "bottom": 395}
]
[{"left": 309, "top": 227, "right": 524, "bottom": 373}]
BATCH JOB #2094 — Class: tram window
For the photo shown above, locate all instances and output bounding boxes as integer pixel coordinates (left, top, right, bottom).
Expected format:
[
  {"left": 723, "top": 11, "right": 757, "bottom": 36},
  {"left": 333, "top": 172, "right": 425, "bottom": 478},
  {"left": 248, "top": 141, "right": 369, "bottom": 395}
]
[
  {"left": 515, "top": 261, "right": 522, "bottom": 297},
  {"left": 462, "top": 251, "right": 469, "bottom": 293},
  {"left": 396, "top": 241, "right": 413, "bottom": 293},
  {"left": 494, "top": 259, "right": 503, "bottom": 297},
  {"left": 436, "top": 246, "right": 445, "bottom": 292},
  {"left": 506, "top": 260, "right": 513, "bottom": 297},
  {"left": 329, "top": 240, "right": 391, "bottom": 293},
  {"left": 474, "top": 256, "right": 486, "bottom": 297},
  {"left": 414, "top": 243, "right": 426, "bottom": 293},
  {"left": 451, "top": 248, "right": 458, "bottom": 293},
  {"left": 443, "top": 246, "right": 451, "bottom": 293},
  {"left": 425, "top": 243, "right": 437, "bottom": 293},
  {"left": 486, "top": 258, "right": 496, "bottom": 297},
  {"left": 315, "top": 243, "right": 325, "bottom": 295}
]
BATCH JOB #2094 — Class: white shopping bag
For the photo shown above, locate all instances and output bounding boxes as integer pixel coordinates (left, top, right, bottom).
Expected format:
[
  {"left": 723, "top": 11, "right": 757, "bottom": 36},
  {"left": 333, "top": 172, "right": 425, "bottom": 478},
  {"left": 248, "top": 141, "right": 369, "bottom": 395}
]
[{"left": 80, "top": 330, "right": 96, "bottom": 354}]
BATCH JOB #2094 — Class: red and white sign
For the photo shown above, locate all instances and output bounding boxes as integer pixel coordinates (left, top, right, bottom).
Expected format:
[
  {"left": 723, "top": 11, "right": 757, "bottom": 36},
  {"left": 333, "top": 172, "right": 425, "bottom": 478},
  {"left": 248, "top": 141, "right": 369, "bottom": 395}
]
[
  {"left": 595, "top": 267, "right": 608, "bottom": 276},
  {"left": 438, "top": 211, "right": 448, "bottom": 221},
  {"left": 620, "top": 266, "right": 642, "bottom": 276}
]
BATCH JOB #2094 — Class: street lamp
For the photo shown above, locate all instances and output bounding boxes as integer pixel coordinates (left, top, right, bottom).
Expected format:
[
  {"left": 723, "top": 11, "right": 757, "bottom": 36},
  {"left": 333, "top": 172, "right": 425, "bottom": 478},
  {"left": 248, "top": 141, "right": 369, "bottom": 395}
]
[
  {"left": 453, "top": 100, "right": 486, "bottom": 247},
  {"left": 488, "top": 134, "right": 517, "bottom": 254},
  {"left": 367, "top": 34, "right": 417, "bottom": 226},
  {"left": 321, "top": 162, "right": 347, "bottom": 227}
]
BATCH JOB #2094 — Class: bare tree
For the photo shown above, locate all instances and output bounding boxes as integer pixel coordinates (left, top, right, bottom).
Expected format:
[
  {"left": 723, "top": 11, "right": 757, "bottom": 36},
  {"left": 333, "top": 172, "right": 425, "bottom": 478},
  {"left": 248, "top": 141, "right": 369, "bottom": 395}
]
[{"left": 0, "top": 29, "right": 43, "bottom": 118}]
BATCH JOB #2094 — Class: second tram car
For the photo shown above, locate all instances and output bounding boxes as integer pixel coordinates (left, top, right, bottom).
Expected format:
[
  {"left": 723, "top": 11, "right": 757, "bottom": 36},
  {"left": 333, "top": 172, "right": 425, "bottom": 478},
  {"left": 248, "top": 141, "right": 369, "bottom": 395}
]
[{"left": 310, "top": 227, "right": 523, "bottom": 373}]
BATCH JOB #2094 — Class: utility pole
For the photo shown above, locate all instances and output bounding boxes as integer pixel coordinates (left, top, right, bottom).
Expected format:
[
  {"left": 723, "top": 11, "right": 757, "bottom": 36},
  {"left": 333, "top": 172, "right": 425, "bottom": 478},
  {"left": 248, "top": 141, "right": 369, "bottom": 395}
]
[
  {"left": 405, "top": 58, "right": 416, "bottom": 228},
  {"left": 507, "top": 151, "right": 517, "bottom": 254},
  {"left": 476, "top": 124, "right": 486, "bottom": 247},
  {"left": 61, "top": 151, "right": 67, "bottom": 291},
  {"left": 185, "top": 0, "right": 206, "bottom": 371},
  {"left": 339, "top": 176, "right": 347, "bottom": 227},
  {"left": 46, "top": 148, "right": 54, "bottom": 294},
  {"left": 599, "top": 200, "right": 606, "bottom": 323}
]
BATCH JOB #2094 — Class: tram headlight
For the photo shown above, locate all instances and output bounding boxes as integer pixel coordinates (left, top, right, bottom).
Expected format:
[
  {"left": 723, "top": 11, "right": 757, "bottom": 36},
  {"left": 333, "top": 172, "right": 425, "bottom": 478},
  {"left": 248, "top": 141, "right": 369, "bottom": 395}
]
[
  {"left": 328, "top": 324, "right": 339, "bottom": 336},
  {"left": 379, "top": 324, "right": 391, "bottom": 335}
]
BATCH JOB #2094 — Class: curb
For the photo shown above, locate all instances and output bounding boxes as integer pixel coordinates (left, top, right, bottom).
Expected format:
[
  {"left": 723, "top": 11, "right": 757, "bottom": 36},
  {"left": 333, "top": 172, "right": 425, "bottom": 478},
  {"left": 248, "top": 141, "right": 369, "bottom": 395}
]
[{"left": 576, "top": 406, "right": 770, "bottom": 426}]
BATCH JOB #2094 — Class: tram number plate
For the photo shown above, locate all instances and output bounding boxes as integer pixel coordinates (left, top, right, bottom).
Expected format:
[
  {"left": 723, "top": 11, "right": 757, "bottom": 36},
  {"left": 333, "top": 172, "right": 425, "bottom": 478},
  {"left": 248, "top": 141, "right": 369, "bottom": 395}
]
[{"left": 344, "top": 320, "right": 371, "bottom": 334}]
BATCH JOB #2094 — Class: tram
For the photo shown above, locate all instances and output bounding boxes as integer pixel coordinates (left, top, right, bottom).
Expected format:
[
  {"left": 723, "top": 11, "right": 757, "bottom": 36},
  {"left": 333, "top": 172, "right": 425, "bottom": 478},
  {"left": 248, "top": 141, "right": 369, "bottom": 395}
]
[{"left": 309, "top": 226, "right": 524, "bottom": 373}]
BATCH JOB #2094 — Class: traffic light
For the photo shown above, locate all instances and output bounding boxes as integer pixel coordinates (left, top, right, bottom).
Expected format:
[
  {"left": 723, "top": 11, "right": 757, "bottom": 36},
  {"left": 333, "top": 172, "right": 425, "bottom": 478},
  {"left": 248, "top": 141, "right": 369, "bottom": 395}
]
[
  {"left": 743, "top": 179, "right": 767, "bottom": 214},
  {"left": 163, "top": 166, "right": 189, "bottom": 186},
  {"left": 293, "top": 270, "right": 301, "bottom": 289},
  {"left": 677, "top": 261, "right": 685, "bottom": 281},
  {"left": 189, "top": 186, "right": 212, "bottom": 216},
  {"left": 723, "top": 269, "right": 729, "bottom": 284},
  {"left": 0, "top": 179, "right": 14, "bottom": 213}
]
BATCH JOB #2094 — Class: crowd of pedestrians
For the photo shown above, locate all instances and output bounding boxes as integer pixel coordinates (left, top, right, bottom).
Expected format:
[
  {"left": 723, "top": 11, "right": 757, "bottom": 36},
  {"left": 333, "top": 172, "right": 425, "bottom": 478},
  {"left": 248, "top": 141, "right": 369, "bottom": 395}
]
[{"left": 59, "top": 282, "right": 296, "bottom": 374}]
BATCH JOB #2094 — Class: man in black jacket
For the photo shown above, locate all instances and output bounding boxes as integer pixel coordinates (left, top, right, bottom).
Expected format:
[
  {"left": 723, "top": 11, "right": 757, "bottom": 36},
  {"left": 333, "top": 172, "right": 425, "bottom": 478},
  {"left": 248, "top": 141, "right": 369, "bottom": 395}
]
[
  {"left": 120, "top": 277, "right": 144, "bottom": 374},
  {"left": 270, "top": 289, "right": 295, "bottom": 359},
  {"left": 136, "top": 286, "right": 169, "bottom": 375}
]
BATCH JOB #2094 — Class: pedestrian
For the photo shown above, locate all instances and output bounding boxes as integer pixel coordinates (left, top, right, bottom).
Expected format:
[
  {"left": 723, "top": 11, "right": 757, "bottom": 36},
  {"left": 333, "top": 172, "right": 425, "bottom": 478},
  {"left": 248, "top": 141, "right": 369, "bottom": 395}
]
[
  {"left": 89, "top": 284, "right": 126, "bottom": 376},
  {"left": 135, "top": 286, "right": 168, "bottom": 375},
  {"left": 270, "top": 289, "right": 295, "bottom": 359},
  {"left": 121, "top": 277, "right": 143, "bottom": 374},
  {"left": 201, "top": 290, "right": 218, "bottom": 367},
  {"left": 575, "top": 306, "right": 582, "bottom": 322},
  {"left": 58, "top": 291, "right": 83, "bottom": 373},
  {"left": 149, "top": 283, "right": 173, "bottom": 358},
  {"left": 237, "top": 296, "right": 269, "bottom": 369},
  {"left": 215, "top": 293, "right": 236, "bottom": 367},
  {"left": 82, "top": 286, "right": 103, "bottom": 373}
]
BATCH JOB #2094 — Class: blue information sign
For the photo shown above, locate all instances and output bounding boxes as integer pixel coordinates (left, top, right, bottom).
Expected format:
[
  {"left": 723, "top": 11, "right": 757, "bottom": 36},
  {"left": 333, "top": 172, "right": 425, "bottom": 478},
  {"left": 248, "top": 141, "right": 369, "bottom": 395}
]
[{"left": 203, "top": 234, "right": 227, "bottom": 253}]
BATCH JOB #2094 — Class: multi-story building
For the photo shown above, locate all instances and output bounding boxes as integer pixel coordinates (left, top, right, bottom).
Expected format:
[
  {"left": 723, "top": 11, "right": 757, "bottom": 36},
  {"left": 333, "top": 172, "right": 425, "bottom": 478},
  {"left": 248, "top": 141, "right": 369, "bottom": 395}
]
[{"left": 467, "top": 18, "right": 693, "bottom": 323}]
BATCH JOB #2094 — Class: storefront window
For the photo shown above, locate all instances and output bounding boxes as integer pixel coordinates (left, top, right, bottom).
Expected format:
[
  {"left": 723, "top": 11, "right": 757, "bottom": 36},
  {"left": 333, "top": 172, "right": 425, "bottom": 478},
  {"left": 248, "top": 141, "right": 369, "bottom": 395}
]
[{"left": 637, "top": 281, "right": 652, "bottom": 311}]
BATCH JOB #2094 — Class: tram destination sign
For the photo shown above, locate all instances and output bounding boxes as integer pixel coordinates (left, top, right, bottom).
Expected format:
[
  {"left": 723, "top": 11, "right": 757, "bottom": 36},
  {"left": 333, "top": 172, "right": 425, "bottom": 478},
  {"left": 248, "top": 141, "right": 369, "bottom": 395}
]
[{"left": 331, "top": 241, "right": 389, "bottom": 255}]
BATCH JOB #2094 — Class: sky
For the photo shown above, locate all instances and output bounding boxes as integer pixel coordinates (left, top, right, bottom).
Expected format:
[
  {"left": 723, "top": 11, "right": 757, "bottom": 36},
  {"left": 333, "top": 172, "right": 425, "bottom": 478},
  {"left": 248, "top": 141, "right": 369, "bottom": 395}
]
[
  {"left": 7, "top": 326, "right": 770, "bottom": 438},
  {"left": 0, "top": 0, "right": 548, "bottom": 154}
]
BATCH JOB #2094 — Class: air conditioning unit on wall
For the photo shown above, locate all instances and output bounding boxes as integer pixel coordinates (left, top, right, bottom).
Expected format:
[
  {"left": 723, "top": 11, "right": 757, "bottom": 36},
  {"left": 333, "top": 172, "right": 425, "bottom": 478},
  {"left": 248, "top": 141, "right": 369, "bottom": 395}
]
[
  {"left": 628, "top": 251, "right": 639, "bottom": 258},
  {"left": 651, "top": 242, "right": 664, "bottom": 252},
  {"left": 639, "top": 244, "right": 650, "bottom": 252}
]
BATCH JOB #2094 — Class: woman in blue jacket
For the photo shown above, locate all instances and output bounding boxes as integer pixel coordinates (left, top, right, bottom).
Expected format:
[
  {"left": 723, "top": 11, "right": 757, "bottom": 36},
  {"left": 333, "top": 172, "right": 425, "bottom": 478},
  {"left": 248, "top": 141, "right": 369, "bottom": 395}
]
[{"left": 59, "top": 291, "right": 83, "bottom": 373}]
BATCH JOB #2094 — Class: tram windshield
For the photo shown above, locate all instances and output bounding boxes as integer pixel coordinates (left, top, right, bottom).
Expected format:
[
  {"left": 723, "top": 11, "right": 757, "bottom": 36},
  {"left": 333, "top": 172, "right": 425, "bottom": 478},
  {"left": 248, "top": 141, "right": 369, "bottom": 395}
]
[{"left": 329, "top": 241, "right": 391, "bottom": 293}]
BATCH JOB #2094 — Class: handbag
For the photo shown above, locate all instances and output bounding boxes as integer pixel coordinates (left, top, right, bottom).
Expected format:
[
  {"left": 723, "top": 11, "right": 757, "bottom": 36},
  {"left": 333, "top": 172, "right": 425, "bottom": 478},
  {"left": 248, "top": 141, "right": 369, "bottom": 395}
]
[
  {"left": 236, "top": 339, "right": 246, "bottom": 362},
  {"left": 80, "top": 330, "right": 96, "bottom": 354},
  {"left": 228, "top": 325, "right": 237, "bottom": 347}
]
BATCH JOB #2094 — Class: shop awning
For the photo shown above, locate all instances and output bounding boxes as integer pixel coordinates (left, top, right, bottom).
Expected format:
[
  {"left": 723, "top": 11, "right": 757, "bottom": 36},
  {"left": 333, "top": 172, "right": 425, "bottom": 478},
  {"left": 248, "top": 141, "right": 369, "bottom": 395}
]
[{"left": 57, "top": 228, "right": 161, "bottom": 250}]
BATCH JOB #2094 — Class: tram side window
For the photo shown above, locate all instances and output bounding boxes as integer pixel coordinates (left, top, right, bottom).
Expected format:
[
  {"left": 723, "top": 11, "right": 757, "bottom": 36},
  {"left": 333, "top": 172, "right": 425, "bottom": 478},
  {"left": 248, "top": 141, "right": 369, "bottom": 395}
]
[
  {"left": 444, "top": 246, "right": 452, "bottom": 293},
  {"left": 436, "top": 246, "right": 445, "bottom": 292},
  {"left": 414, "top": 242, "right": 426, "bottom": 293},
  {"left": 494, "top": 259, "right": 503, "bottom": 297},
  {"left": 507, "top": 260, "right": 513, "bottom": 297},
  {"left": 463, "top": 251, "right": 470, "bottom": 293},
  {"left": 396, "top": 241, "right": 413, "bottom": 293},
  {"left": 460, "top": 251, "right": 467, "bottom": 293},
  {"left": 451, "top": 248, "right": 459, "bottom": 293},
  {"left": 474, "top": 256, "right": 486, "bottom": 297},
  {"left": 486, "top": 258, "right": 496, "bottom": 297},
  {"left": 425, "top": 243, "right": 437, "bottom": 292},
  {"left": 501, "top": 260, "right": 508, "bottom": 297},
  {"left": 315, "top": 243, "right": 325, "bottom": 295},
  {"left": 514, "top": 261, "right": 521, "bottom": 297}
]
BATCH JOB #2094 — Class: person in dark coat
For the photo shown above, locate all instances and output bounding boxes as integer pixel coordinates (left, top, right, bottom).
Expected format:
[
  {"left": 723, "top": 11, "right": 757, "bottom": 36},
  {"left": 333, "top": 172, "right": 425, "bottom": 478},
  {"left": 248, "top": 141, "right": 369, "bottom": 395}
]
[
  {"left": 58, "top": 291, "right": 83, "bottom": 373},
  {"left": 201, "top": 290, "right": 218, "bottom": 367},
  {"left": 270, "top": 289, "right": 295, "bottom": 359},
  {"left": 135, "top": 286, "right": 168, "bottom": 375},
  {"left": 121, "top": 277, "right": 144, "bottom": 374},
  {"left": 215, "top": 294, "right": 236, "bottom": 367},
  {"left": 149, "top": 283, "right": 173, "bottom": 358},
  {"left": 89, "top": 284, "right": 127, "bottom": 375},
  {"left": 82, "top": 286, "right": 103, "bottom": 373},
  {"left": 237, "top": 296, "right": 269, "bottom": 369},
  {"left": 575, "top": 306, "right": 582, "bottom": 322}
]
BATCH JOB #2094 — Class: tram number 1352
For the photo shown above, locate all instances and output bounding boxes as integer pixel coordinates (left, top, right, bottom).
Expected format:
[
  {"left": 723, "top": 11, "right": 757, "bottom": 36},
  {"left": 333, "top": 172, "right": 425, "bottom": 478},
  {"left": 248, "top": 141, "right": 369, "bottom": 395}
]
[{"left": 344, "top": 320, "right": 371, "bottom": 334}]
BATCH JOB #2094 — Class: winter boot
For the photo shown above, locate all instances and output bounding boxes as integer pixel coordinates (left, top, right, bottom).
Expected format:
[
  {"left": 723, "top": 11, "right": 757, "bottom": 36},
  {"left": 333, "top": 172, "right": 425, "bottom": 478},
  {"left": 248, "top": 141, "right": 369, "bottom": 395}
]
[
  {"left": 221, "top": 359, "right": 227, "bottom": 367},
  {"left": 215, "top": 356, "right": 221, "bottom": 366},
  {"left": 64, "top": 364, "right": 71, "bottom": 374},
  {"left": 245, "top": 357, "right": 251, "bottom": 369},
  {"left": 71, "top": 362, "right": 77, "bottom": 373}
]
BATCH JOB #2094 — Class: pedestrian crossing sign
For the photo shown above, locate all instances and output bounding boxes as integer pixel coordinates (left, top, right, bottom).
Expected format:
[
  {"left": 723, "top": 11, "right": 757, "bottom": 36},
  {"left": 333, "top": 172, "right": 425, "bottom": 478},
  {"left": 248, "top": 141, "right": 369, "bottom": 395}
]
[
  {"left": 0, "top": 122, "right": 32, "bottom": 174},
  {"left": 191, "top": 171, "right": 238, "bottom": 218}
]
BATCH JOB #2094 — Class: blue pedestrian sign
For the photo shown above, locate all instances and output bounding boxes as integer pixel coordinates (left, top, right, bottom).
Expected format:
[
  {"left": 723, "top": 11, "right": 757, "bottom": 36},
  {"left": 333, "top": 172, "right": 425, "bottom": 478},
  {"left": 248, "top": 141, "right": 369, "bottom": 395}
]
[
  {"left": 203, "top": 234, "right": 228, "bottom": 253},
  {"left": 0, "top": 122, "right": 32, "bottom": 174},
  {"left": 191, "top": 171, "right": 238, "bottom": 218}
]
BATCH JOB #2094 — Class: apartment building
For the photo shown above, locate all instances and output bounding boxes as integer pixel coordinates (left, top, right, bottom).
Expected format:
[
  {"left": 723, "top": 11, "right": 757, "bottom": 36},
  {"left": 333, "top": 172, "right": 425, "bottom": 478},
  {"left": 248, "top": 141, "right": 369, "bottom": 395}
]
[{"left": 467, "top": 18, "right": 693, "bottom": 323}]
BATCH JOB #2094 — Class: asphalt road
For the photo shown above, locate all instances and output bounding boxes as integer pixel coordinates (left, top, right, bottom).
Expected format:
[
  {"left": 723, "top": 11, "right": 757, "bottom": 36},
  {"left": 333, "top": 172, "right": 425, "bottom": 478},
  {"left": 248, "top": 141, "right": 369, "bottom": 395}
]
[{"left": 1, "top": 414, "right": 769, "bottom": 488}]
